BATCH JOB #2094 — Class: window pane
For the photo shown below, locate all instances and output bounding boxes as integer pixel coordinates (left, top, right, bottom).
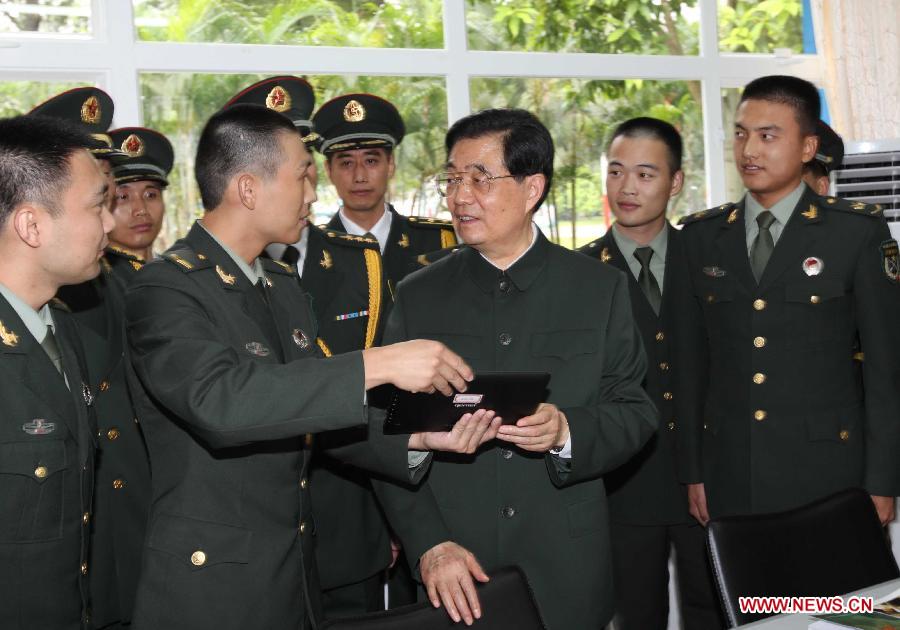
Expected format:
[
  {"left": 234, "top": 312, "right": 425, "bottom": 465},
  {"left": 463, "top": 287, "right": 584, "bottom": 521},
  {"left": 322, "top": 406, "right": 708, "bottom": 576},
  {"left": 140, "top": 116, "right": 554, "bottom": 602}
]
[
  {"left": 134, "top": 0, "right": 443, "bottom": 48},
  {"left": 470, "top": 77, "right": 706, "bottom": 249},
  {"left": 718, "top": 0, "right": 804, "bottom": 54},
  {"left": 0, "top": 80, "right": 93, "bottom": 117},
  {"left": 0, "top": 0, "right": 91, "bottom": 36},
  {"left": 721, "top": 87, "right": 744, "bottom": 202},
  {"left": 467, "top": 0, "right": 700, "bottom": 55},
  {"left": 140, "top": 72, "right": 447, "bottom": 250}
]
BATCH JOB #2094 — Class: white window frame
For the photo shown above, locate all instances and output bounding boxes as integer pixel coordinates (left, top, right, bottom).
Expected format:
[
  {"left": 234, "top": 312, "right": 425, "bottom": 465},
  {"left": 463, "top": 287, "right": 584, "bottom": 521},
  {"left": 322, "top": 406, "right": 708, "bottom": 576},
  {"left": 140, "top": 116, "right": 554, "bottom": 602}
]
[{"left": 0, "top": 0, "right": 822, "bottom": 205}]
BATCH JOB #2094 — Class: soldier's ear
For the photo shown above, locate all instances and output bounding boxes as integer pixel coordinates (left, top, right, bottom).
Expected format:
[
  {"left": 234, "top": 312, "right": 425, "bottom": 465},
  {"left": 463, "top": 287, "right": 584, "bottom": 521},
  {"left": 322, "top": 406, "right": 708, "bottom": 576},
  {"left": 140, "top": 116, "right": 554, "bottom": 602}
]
[
  {"left": 801, "top": 133, "right": 819, "bottom": 165},
  {"left": 12, "top": 204, "right": 44, "bottom": 249},
  {"left": 236, "top": 173, "right": 257, "bottom": 211},
  {"left": 669, "top": 170, "right": 685, "bottom": 198}
]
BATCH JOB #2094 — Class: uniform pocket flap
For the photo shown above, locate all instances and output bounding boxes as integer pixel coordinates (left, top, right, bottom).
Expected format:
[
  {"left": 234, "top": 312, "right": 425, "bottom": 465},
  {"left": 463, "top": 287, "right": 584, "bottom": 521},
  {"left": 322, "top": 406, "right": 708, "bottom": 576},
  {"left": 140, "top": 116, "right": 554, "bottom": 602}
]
[
  {"left": 806, "top": 405, "right": 860, "bottom": 442},
  {"left": 531, "top": 329, "right": 598, "bottom": 359},
  {"left": 147, "top": 513, "right": 252, "bottom": 569},
  {"left": 785, "top": 279, "right": 845, "bottom": 303},
  {"left": 694, "top": 277, "right": 736, "bottom": 303},
  {"left": 0, "top": 439, "right": 67, "bottom": 483}
]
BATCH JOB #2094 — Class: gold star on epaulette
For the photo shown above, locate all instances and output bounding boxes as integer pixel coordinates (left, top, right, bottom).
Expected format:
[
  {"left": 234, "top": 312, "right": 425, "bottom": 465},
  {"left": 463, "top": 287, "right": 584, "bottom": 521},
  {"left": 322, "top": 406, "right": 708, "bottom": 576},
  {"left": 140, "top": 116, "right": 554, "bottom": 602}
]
[
  {"left": 851, "top": 201, "right": 866, "bottom": 211},
  {"left": 168, "top": 254, "right": 193, "bottom": 269}
]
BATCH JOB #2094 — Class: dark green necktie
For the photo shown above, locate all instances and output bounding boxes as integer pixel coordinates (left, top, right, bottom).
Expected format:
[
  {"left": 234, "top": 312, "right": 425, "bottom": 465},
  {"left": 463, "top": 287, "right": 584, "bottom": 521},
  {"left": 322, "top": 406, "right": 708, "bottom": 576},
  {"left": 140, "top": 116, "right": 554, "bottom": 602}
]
[
  {"left": 41, "top": 325, "right": 64, "bottom": 375},
  {"left": 750, "top": 211, "right": 776, "bottom": 283},
  {"left": 634, "top": 247, "right": 662, "bottom": 316}
]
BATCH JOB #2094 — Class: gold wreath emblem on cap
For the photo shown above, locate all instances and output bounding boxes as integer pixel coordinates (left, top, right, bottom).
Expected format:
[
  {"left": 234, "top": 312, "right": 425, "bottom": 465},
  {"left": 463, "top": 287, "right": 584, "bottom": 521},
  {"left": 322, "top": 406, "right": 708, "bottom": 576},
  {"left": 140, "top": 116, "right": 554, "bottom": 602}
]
[
  {"left": 343, "top": 99, "right": 366, "bottom": 123},
  {"left": 121, "top": 134, "right": 145, "bottom": 158},
  {"left": 91, "top": 133, "right": 113, "bottom": 148},
  {"left": 266, "top": 85, "right": 291, "bottom": 113},
  {"left": 81, "top": 96, "right": 101, "bottom": 124}
]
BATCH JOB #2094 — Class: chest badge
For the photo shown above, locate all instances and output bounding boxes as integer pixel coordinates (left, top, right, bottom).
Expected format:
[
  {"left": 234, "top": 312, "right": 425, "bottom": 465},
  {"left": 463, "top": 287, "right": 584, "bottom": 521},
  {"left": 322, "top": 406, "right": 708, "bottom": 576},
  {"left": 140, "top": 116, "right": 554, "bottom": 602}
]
[
  {"left": 22, "top": 418, "right": 56, "bottom": 435},
  {"left": 881, "top": 239, "right": 899, "bottom": 283},
  {"left": 245, "top": 341, "right": 271, "bottom": 357},
  {"left": 292, "top": 329, "right": 311, "bottom": 350},
  {"left": 702, "top": 266, "right": 727, "bottom": 278},
  {"left": 802, "top": 257, "right": 824, "bottom": 276}
]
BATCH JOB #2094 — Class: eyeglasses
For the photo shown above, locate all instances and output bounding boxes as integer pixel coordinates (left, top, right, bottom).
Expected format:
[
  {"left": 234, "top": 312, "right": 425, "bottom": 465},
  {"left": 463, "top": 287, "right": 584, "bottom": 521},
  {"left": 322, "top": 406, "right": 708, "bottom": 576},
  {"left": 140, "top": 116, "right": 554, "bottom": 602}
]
[{"left": 434, "top": 166, "right": 517, "bottom": 197}]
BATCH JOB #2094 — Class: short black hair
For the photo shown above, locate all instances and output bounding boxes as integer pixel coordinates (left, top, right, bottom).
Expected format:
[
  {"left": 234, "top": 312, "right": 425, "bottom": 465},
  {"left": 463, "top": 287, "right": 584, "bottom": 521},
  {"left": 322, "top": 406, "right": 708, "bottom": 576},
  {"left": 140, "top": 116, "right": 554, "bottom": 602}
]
[
  {"left": 740, "top": 75, "right": 820, "bottom": 135},
  {"left": 802, "top": 159, "right": 828, "bottom": 179},
  {"left": 195, "top": 104, "right": 298, "bottom": 210},
  {"left": 0, "top": 115, "right": 93, "bottom": 228},
  {"left": 445, "top": 108, "right": 554, "bottom": 213},
  {"left": 607, "top": 117, "right": 683, "bottom": 174}
]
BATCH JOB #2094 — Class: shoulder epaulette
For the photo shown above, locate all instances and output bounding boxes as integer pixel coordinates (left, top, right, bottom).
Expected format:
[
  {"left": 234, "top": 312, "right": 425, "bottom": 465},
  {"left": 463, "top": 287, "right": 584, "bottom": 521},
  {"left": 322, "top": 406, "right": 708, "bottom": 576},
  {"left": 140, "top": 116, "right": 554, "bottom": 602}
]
[
  {"left": 407, "top": 215, "right": 454, "bottom": 230},
  {"left": 320, "top": 228, "right": 379, "bottom": 249},
  {"left": 578, "top": 238, "right": 604, "bottom": 256},
  {"left": 49, "top": 297, "right": 71, "bottom": 312},
  {"left": 819, "top": 195, "right": 884, "bottom": 218},
  {"left": 416, "top": 246, "right": 462, "bottom": 267},
  {"left": 162, "top": 247, "right": 211, "bottom": 273},
  {"left": 262, "top": 258, "right": 295, "bottom": 276},
  {"left": 106, "top": 244, "right": 146, "bottom": 264},
  {"left": 678, "top": 203, "right": 733, "bottom": 226}
]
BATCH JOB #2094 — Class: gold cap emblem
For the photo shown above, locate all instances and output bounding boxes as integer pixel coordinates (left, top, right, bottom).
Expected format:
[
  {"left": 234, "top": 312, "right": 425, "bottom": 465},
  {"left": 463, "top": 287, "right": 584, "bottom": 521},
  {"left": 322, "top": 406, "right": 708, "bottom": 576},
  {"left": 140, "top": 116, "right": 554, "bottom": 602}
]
[
  {"left": 266, "top": 85, "right": 291, "bottom": 112},
  {"left": 81, "top": 96, "right": 101, "bottom": 124},
  {"left": 343, "top": 99, "right": 366, "bottom": 123},
  {"left": 121, "top": 133, "right": 145, "bottom": 158}
]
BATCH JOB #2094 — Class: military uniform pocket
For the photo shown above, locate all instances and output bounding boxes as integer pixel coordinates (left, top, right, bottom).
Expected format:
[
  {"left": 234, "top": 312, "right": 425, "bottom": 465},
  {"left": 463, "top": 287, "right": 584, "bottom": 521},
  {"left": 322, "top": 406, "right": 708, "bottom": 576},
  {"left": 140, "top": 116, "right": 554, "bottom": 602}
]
[
  {"left": 0, "top": 439, "right": 68, "bottom": 542},
  {"left": 784, "top": 279, "right": 848, "bottom": 349},
  {"left": 531, "top": 329, "right": 598, "bottom": 359},
  {"left": 147, "top": 513, "right": 252, "bottom": 570}
]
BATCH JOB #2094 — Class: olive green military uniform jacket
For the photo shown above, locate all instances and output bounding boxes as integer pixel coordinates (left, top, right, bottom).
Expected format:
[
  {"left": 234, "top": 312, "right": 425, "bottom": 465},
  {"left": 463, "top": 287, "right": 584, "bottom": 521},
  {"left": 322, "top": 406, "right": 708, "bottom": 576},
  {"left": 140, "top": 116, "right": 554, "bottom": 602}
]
[
  {"left": 674, "top": 188, "right": 900, "bottom": 518},
  {"left": 580, "top": 224, "right": 692, "bottom": 525},
  {"left": 326, "top": 204, "right": 456, "bottom": 295},
  {"left": 374, "top": 230, "right": 658, "bottom": 630},
  {"left": 124, "top": 223, "right": 421, "bottom": 630},
  {"left": 59, "top": 246, "right": 151, "bottom": 627},
  {"left": 313, "top": 211, "right": 454, "bottom": 593},
  {"left": 0, "top": 298, "right": 95, "bottom": 630}
]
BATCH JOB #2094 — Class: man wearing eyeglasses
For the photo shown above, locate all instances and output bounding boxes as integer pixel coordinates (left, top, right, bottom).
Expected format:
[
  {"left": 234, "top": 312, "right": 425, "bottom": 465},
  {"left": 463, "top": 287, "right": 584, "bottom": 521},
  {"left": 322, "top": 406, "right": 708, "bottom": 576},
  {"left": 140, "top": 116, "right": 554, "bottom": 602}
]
[{"left": 372, "top": 108, "right": 657, "bottom": 629}]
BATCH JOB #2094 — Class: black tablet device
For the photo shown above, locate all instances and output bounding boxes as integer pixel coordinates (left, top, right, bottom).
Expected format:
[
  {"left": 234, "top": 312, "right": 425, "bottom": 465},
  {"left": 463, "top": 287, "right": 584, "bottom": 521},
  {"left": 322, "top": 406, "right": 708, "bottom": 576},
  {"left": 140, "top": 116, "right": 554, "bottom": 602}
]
[{"left": 383, "top": 371, "right": 551, "bottom": 434}]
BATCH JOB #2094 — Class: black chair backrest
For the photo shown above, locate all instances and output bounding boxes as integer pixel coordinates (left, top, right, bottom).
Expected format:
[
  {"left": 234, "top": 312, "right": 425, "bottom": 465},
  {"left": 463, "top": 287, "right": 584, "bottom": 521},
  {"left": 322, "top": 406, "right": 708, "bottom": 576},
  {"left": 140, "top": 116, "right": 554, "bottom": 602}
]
[
  {"left": 707, "top": 488, "right": 899, "bottom": 627},
  {"left": 321, "top": 565, "right": 547, "bottom": 630}
]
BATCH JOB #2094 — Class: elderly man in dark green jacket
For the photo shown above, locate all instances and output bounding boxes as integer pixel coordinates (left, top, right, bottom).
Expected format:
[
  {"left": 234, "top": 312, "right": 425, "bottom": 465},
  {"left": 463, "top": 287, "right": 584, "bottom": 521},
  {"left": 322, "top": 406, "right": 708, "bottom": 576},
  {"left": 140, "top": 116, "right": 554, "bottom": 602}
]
[{"left": 373, "top": 108, "right": 658, "bottom": 629}]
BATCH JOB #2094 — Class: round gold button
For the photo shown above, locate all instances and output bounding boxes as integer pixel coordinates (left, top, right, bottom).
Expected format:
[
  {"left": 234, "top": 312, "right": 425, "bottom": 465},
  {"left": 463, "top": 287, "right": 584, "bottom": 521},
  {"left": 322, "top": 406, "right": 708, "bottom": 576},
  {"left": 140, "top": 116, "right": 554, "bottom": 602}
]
[
  {"left": 753, "top": 336, "right": 767, "bottom": 348},
  {"left": 191, "top": 550, "right": 206, "bottom": 566},
  {"left": 655, "top": 332, "right": 665, "bottom": 342},
  {"left": 839, "top": 430, "right": 849, "bottom": 441},
  {"left": 810, "top": 295, "right": 820, "bottom": 304},
  {"left": 304, "top": 433, "right": 313, "bottom": 447},
  {"left": 299, "top": 521, "right": 307, "bottom": 535},
  {"left": 754, "top": 410, "right": 767, "bottom": 421},
  {"left": 300, "top": 478, "right": 308, "bottom": 490},
  {"left": 82, "top": 512, "right": 90, "bottom": 525},
  {"left": 106, "top": 428, "right": 119, "bottom": 441},
  {"left": 752, "top": 372, "right": 767, "bottom": 385},
  {"left": 706, "top": 294, "right": 715, "bottom": 303},
  {"left": 753, "top": 299, "right": 767, "bottom": 311},
  {"left": 81, "top": 562, "right": 88, "bottom": 575},
  {"left": 667, "top": 421, "right": 675, "bottom": 431},
  {"left": 659, "top": 362, "right": 670, "bottom": 371},
  {"left": 34, "top": 465, "right": 48, "bottom": 479},
  {"left": 99, "top": 380, "right": 110, "bottom": 392},
  {"left": 112, "top": 478, "right": 125, "bottom": 490},
  {"left": 663, "top": 392, "right": 673, "bottom": 401}
]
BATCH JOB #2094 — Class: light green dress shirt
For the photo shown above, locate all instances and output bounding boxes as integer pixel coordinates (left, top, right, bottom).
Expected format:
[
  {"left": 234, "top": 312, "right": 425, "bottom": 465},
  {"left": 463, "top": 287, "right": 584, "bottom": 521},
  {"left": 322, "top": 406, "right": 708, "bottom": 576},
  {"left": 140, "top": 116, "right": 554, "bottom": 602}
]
[
  {"left": 611, "top": 222, "right": 669, "bottom": 294},
  {"left": 743, "top": 182, "right": 806, "bottom": 253}
]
